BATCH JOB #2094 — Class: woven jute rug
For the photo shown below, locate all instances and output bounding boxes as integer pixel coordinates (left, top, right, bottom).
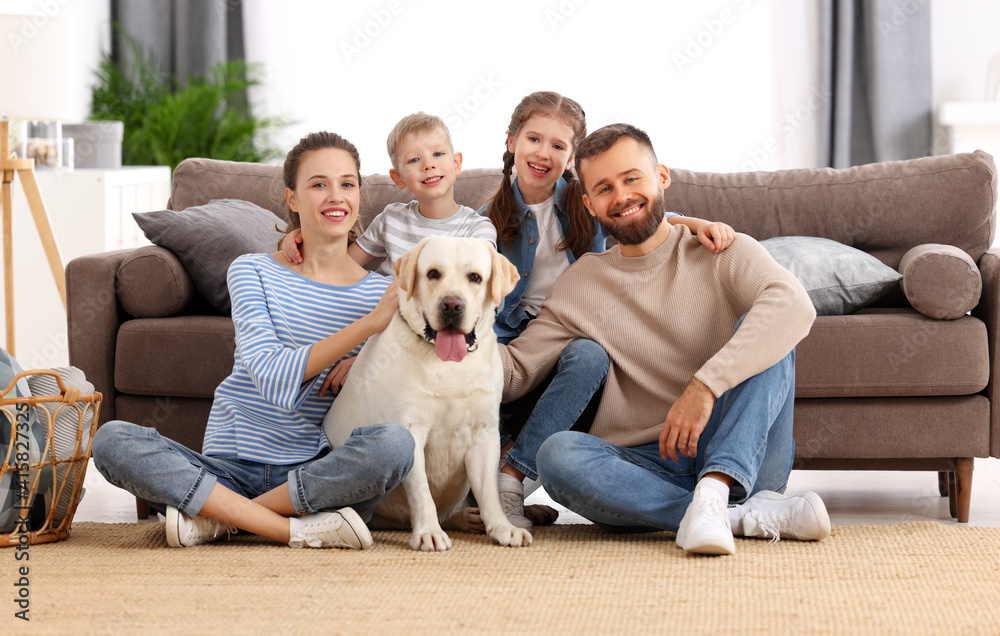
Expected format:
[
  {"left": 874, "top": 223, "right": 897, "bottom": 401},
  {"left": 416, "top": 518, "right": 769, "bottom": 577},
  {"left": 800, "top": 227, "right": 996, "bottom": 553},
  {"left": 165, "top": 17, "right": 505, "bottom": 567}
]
[{"left": 9, "top": 521, "right": 1000, "bottom": 634}]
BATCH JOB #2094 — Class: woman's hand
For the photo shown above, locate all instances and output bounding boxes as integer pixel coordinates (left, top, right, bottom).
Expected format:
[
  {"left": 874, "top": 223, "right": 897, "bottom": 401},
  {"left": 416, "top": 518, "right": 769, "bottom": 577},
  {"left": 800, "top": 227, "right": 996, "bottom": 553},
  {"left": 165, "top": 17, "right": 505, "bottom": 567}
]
[
  {"left": 281, "top": 229, "right": 304, "bottom": 264},
  {"left": 319, "top": 356, "right": 356, "bottom": 396}
]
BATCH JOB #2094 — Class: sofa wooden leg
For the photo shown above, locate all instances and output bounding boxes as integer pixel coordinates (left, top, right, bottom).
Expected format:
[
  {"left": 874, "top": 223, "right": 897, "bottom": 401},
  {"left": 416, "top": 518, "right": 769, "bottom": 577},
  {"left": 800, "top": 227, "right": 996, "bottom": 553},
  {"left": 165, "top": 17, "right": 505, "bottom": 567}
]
[
  {"left": 952, "top": 458, "right": 973, "bottom": 523},
  {"left": 948, "top": 473, "right": 957, "bottom": 518},
  {"left": 136, "top": 498, "right": 149, "bottom": 520},
  {"left": 937, "top": 471, "right": 949, "bottom": 497}
]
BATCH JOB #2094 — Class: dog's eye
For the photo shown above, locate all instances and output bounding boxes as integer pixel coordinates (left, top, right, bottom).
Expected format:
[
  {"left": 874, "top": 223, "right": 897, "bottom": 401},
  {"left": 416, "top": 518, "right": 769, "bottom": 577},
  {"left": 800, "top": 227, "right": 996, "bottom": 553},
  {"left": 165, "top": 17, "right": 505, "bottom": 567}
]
[
  {"left": 427, "top": 269, "right": 441, "bottom": 280},
  {"left": 467, "top": 273, "right": 482, "bottom": 284}
]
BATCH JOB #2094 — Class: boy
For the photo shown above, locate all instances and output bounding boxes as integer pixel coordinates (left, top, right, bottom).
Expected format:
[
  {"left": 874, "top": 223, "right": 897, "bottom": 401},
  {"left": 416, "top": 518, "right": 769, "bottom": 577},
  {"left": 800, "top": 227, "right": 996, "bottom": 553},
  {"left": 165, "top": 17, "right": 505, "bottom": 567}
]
[{"left": 283, "top": 112, "right": 496, "bottom": 275}]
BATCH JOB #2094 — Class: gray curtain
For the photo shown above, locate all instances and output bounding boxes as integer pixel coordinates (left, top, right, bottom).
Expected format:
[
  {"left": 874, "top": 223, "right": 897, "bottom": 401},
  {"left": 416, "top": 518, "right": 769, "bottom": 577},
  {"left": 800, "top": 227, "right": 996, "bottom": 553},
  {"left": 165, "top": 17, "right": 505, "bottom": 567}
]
[
  {"left": 112, "top": 0, "right": 244, "bottom": 79},
  {"left": 818, "top": 0, "right": 932, "bottom": 168}
]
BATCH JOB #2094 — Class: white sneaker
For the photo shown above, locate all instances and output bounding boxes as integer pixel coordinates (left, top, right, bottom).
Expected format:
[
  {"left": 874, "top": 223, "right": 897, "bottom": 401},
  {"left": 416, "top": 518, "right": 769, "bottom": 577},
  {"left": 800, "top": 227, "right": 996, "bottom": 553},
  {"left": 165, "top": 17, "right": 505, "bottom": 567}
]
[
  {"left": 738, "top": 491, "right": 832, "bottom": 543},
  {"left": 675, "top": 484, "right": 736, "bottom": 555},
  {"left": 289, "top": 508, "right": 373, "bottom": 549},
  {"left": 165, "top": 506, "right": 236, "bottom": 548},
  {"left": 498, "top": 472, "right": 532, "bottom": 529}
]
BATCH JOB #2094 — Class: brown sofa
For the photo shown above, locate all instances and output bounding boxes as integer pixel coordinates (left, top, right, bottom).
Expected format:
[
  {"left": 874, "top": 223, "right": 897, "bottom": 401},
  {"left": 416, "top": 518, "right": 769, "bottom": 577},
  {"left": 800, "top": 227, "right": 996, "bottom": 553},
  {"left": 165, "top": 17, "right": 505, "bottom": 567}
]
[{"left": 66, "top": 152, "right": 999, "bottom": 522}]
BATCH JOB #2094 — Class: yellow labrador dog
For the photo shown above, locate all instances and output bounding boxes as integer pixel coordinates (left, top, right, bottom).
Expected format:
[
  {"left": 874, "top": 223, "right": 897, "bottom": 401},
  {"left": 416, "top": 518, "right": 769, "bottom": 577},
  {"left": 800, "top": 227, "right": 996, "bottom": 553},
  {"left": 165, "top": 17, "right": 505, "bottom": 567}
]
[{"left": 323, "top": 236, "right": 530, "bottom": 551}]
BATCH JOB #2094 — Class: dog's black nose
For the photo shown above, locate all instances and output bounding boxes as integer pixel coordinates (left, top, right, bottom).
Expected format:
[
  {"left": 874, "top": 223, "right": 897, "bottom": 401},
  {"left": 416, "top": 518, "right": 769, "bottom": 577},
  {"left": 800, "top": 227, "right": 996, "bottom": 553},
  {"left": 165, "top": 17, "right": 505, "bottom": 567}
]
[{"left": 439, "top": 295, "right": 465, "bottom": 320}]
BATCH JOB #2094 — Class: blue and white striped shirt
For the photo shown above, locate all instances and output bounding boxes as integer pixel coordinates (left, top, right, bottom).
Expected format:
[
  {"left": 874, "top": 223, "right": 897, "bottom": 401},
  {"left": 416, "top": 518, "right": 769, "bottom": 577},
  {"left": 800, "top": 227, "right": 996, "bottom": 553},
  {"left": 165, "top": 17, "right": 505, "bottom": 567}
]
[{"left": 203, "top": 253, "right": 390, "bottom": 464}]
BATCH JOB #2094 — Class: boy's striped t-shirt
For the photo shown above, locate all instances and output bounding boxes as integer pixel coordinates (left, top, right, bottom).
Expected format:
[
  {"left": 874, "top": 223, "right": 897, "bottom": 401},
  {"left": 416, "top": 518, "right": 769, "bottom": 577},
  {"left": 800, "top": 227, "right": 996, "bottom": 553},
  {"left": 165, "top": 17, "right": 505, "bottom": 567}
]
[
  {"left": 203, "top": 253, "right": 389, "bottom": 464},
  {"left": 355, "top": 201, "right": 498, "bottom": 276}
]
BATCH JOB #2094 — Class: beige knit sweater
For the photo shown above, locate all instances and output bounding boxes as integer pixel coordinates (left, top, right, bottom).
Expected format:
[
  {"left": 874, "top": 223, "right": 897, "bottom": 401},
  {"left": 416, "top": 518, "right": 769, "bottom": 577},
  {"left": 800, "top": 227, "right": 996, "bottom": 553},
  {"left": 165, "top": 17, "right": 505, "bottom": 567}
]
[{"left": 500, "top": 225, "right": 816, "bottom": 447}]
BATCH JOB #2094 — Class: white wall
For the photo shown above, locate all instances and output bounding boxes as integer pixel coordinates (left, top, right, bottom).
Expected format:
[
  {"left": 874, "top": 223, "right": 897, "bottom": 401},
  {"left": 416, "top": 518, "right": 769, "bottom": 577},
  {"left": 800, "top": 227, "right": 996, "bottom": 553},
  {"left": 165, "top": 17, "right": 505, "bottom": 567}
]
[
  {"left": 930, "top": 0, "right": 1000, "bottom": 154},
  {"left": 931, "top": 0, "right": 1000, "bottom": 105},
  {"left": 1, "top": 0, "right": 111, "bottom": 122},
  {"left": 4, "top": 0, "right": 993, "bottom": 170},
  {"left": 244, "top": 0, "right": 823, "bottom": 174}
]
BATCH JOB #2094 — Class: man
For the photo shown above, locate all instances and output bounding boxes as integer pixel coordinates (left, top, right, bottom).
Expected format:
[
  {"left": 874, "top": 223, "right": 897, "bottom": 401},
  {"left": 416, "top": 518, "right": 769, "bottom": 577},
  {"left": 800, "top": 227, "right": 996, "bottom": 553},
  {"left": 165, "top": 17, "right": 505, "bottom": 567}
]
[{"left": 499, "top": 123, "right": 830, "bottom": 555}]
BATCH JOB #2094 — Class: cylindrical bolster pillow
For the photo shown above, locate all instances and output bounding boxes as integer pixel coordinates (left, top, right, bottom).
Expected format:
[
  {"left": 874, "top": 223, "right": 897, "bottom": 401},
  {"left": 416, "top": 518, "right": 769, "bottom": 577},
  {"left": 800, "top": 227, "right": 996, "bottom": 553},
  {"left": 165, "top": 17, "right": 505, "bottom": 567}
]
[
  {"left": 899, "top": 243, "right": 982, "bottom": 319},
  {"left": 116, "top": 245, "right": 195, "bottom": 318}
]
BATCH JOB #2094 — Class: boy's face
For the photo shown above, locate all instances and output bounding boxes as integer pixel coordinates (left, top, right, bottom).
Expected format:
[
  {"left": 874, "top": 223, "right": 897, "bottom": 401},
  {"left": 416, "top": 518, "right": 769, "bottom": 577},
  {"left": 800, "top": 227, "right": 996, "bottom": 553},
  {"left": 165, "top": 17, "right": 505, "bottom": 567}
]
[{"left": 390, "top": 128, "right": 463, "bottom": 203}]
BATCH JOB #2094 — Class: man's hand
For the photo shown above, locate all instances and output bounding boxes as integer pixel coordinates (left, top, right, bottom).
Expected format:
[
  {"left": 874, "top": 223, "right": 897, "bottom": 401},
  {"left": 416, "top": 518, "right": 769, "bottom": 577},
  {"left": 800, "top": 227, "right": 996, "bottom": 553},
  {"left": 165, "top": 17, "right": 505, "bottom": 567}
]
[
  {"left": 659, "top": 377, "right": 717, "bottom": 461},
  {"left": 320, "top": 356, "right": 357, "bottom": 397}
]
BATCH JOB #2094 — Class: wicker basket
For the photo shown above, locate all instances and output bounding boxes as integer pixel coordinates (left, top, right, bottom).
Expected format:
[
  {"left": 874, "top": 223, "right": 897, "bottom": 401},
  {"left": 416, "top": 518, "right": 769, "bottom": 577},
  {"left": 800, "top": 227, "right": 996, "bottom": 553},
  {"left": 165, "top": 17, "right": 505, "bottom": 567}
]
[{"left": 0, "top": 369, "right": 102, "bottom": 546}]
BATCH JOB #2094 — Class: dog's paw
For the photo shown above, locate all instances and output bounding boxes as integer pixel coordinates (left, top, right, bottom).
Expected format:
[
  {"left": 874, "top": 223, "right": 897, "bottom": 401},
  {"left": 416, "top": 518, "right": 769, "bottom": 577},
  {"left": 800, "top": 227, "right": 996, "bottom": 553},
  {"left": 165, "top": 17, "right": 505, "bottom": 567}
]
[
  {"left": 443, "top": 507, "right": 485, "bottom": 534},
  {"left": 409, "top": 530, "right": 452, "bottom": 552},
  {"left": 524, "top": 503, "right": 559, "bottom": 526},
  {"left": 489, "top": 525, "right": 533, "bottom": 548}
]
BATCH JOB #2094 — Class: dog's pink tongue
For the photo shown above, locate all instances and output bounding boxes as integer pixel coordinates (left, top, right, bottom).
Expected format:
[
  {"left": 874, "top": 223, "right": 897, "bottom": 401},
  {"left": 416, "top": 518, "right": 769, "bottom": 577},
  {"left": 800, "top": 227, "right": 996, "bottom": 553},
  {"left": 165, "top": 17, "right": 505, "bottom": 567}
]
[{"left": 434, "top": 327, "right": 467, "bottom": 362}]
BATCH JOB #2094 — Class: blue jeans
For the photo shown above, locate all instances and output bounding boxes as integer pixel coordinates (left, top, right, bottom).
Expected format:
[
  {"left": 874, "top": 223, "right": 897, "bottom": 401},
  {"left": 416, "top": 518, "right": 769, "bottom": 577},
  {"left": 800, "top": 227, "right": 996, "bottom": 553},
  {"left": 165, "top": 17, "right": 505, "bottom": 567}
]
[
  {"left": 536, "top": 349, "right": 796, "bottom": 533},
  {"left": 91, "top": 421, "right": 414, "bottom": 522},
  {"left": 501, "top": 338, "right": 610, "bottom": 480}
]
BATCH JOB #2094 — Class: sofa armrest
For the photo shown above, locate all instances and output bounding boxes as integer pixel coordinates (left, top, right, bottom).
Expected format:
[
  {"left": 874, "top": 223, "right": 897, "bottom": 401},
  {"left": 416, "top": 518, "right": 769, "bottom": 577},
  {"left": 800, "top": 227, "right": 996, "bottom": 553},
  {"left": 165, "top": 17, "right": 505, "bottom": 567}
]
[
  {"left": 974, "top": 247, "right": 1000, "bottom": 457},
  {"left": 66, "top": 249, "right": 133, "bottom": 426}
]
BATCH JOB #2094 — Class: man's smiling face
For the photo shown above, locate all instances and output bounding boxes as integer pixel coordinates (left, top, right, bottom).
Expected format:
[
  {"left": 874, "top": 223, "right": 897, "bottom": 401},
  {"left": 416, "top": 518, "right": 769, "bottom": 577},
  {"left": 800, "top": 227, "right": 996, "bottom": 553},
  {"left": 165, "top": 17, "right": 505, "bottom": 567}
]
[{"left": 579, "top": 137, "right": 671, "bottom": 246}]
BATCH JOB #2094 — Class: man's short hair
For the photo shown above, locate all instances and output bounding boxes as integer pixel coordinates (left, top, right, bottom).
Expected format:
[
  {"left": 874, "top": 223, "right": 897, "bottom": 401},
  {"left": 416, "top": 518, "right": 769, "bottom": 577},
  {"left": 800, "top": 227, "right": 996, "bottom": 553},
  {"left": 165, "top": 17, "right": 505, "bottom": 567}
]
[
  {"left": 574, "top": 123, "right": 659, "bottom": 190},
  {"left": 386, "top": 112, "right": 454, "bottom": 170}
]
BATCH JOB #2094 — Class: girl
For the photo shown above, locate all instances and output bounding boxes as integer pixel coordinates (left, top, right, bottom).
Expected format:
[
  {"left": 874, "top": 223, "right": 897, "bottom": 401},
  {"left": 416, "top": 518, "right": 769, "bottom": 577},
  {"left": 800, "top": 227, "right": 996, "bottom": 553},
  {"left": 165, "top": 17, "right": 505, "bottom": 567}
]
[
  {"left": 91, "top": 132, "right": 413, "bottom": 550},
  {"left": 478, "top": 92, "right": 734, "bottom": 528}
]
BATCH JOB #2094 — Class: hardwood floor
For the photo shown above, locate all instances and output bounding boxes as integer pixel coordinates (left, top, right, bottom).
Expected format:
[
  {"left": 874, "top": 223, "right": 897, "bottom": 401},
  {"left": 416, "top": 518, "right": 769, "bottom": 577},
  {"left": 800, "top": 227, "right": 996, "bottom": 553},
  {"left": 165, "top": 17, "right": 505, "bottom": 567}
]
[{"left": 72, "top": 457, "right": 1000, "bottom": 528}]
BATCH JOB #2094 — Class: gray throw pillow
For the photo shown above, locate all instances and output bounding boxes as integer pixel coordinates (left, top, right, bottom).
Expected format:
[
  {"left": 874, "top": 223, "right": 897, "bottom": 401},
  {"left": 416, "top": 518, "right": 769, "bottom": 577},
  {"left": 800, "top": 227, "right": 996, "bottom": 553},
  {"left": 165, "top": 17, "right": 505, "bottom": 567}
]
[
  {"left": 133, "top": 199, "right": 284, "bottom": 313},
  {"left": 761, "top": 236, "right": 902, "bottom": 316}
]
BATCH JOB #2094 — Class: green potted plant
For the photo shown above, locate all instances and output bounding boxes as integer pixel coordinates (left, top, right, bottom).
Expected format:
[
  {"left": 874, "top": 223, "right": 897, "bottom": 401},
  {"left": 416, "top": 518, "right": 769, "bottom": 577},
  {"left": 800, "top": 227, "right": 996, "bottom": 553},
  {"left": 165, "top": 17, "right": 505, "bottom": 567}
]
[{"left": 89, "top": 34, "right": 285, "bottom": 170}]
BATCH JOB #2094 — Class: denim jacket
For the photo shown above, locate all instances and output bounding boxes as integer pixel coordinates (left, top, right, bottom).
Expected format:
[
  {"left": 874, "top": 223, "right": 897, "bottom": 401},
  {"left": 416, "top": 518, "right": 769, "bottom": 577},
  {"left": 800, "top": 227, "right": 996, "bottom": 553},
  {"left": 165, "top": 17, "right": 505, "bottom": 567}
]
[{"left": 477, "top": 176, "right": 610, "bottom": 343}]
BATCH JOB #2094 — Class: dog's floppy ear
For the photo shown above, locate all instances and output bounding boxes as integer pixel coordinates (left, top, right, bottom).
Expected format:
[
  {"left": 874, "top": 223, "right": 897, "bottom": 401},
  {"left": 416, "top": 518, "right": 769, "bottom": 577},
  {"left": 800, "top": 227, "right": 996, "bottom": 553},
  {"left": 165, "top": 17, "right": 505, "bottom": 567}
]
[
  {"left": 489, "top": 243, "right": 520, "bottom": 306},
  {"left": 393, "top": 240, "right": 426, "bottom": 300}
]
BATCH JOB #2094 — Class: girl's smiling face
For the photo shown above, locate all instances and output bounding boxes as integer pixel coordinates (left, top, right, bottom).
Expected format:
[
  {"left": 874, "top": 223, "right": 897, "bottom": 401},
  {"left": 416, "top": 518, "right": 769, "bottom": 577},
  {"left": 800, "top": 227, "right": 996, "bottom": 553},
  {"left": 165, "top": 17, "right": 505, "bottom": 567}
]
[
  {"left": 285, "top": 147, "right": 361, "bottom": 242},
  {"left": 507, "top": 113, "right": 577, "bottom": 205}
]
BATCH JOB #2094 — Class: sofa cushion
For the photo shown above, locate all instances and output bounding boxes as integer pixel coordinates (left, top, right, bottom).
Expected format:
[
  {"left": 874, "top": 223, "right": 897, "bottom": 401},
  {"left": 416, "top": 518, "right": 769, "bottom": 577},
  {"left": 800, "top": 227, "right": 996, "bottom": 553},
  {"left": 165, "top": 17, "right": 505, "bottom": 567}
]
[
  {"left": 133, "top": 199, "right": 285, "bottom": 314},
  {"left": 168, "top": 158, "right": 503, "bottom": 236},
  {"left": 666, "top": 151, "right": 996, "bottom": 271},
  {"left": 169, "top": 158, "right": 287, "bottom": 219},
  {"left": 794, "top": 308, "right": 989, "bottom": 397},
  {"left": 761, "top": 236, "right": 902, "bottom": 315},
  {"left": 793, "top": 395, "right": 989, "bottom": 458},
  {"left": 116, "top": 246, "right": 195, "bottom": 318},
  {"left": 899, "top": 243, "right": 982, "bottom": 319},
  {"left": 114, "top": 316, "right": 235, "bottom": 398}
]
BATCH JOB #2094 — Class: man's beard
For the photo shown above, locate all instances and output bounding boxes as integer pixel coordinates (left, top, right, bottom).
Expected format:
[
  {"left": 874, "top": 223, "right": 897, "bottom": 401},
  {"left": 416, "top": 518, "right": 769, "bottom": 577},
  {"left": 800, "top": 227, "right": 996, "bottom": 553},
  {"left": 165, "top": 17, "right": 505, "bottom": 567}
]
[{"left": 596, "top": 190, "right": 667, "bottom": 246}]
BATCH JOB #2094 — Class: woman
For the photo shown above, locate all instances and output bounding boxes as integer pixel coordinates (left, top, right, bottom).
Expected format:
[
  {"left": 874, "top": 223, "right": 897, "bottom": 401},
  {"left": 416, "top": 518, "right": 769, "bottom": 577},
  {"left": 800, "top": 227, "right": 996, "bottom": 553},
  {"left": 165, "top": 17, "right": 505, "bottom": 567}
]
[{"left": 92, "top": 132, "right": 413, "bottom": 549}]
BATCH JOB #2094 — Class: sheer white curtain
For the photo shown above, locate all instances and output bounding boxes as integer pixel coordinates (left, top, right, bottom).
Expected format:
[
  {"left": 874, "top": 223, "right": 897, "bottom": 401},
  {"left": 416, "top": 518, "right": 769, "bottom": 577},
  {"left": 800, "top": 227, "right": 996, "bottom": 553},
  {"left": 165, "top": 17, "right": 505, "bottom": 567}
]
[{"left": 244, "top": 0, "right": 821, "bottom": 174}]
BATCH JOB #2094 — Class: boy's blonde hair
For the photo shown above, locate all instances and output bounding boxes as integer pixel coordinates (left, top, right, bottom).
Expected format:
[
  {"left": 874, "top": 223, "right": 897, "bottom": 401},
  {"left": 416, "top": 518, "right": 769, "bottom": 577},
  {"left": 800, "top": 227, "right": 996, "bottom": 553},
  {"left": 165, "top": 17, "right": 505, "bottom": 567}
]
[{"left": 386, "top": 112, "right": 454, "bottom": 170}]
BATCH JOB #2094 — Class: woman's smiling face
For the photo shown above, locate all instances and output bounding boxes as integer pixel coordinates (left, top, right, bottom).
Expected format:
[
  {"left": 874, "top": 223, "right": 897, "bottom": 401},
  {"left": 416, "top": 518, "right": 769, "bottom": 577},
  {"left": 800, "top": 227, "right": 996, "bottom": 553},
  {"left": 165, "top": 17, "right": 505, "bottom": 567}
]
[{"left": 286, "top": 147, "right": 361, "bottom": 241}]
